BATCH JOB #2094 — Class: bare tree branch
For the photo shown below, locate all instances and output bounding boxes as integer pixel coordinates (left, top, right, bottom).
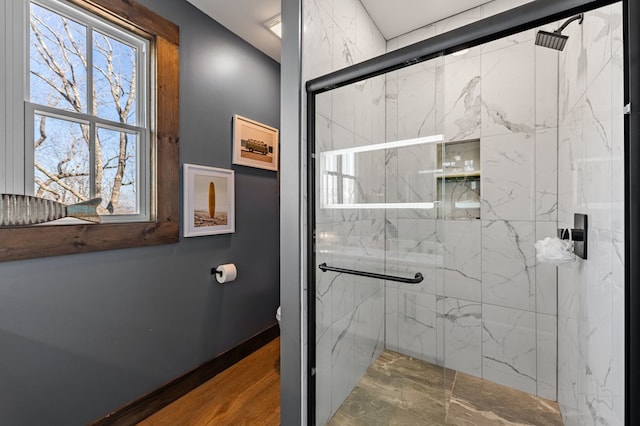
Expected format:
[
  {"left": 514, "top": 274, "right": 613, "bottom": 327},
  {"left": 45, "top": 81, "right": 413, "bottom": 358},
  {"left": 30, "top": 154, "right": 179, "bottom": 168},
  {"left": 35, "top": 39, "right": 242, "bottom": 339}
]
[
  {"left": 35, "top": 178, "right": 62, "bottom": 199},
  {"left": 35, "top": 162, "right": 88, "bottom": 201},
  {"left": 34, "top": 115, "right": 47, "bottom": 149},
  {"left": 63, "top": 18, "right": 87, "bottom": 69},
  {"left": 94, "top": 37, "right": 137, "bottom": 123},
  {"left": 108, "top": 132, "right": 128, "bottom": 207},
  {"left": 95, "top": 132, "right": 103, "bottom": 197},
  {"left": 30, "top": 16, "right": 84, "bottom": 112}
]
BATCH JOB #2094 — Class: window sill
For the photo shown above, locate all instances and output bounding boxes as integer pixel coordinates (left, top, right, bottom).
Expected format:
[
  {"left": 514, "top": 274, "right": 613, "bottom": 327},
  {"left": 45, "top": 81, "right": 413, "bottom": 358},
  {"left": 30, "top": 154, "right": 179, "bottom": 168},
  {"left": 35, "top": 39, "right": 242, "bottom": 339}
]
[{"left": 0, "top": 221, "right": 179, "bottom": 261}]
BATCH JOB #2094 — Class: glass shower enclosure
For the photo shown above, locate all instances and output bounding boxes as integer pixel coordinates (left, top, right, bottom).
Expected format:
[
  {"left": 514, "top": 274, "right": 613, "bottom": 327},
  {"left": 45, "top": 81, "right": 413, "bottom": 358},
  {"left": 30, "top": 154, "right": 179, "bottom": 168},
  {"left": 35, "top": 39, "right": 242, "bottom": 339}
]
[
  {"left": 305, "top": 0, "right": 628, "bottom": 424},
  {"left": 313, "top": 53, "right": 449, "bottom": 424}
]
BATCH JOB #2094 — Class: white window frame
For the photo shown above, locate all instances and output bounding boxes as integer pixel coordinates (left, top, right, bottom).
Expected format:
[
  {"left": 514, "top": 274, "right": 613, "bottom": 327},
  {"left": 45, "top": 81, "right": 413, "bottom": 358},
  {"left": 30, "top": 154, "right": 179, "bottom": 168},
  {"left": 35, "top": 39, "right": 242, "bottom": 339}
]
[
  {"left": 2, "top": 1, "right": 26, "bottom": 195},
  {"left": 11, "top": 0, "right": 151, "bottom": 222},
  {"left": 0, "top": 0, "right": 180, "bottom": 262}
]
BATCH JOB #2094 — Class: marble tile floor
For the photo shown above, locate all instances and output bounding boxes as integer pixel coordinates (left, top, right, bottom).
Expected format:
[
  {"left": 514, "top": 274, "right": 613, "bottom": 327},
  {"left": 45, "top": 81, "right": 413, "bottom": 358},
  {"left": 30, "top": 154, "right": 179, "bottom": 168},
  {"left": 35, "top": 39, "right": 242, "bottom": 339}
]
[{"left": 327, "top": 350, "right": 563, "bottom": 426}]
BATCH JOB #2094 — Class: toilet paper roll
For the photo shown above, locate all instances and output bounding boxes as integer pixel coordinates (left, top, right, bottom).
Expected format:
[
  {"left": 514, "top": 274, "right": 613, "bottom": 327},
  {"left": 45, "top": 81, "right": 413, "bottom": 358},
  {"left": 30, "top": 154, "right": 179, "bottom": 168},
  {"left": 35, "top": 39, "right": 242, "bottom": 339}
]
[{"left": 216, "top": 263, "right": 237, "bottom": 284}]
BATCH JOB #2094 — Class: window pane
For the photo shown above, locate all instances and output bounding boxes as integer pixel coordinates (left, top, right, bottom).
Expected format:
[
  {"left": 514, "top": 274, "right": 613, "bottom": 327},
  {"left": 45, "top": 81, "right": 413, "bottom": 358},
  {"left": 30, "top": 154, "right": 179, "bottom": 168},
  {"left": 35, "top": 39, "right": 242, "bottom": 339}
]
[
  {"left": 93, "top": 31, "right": 137, "bottom": 125},
  {"left": 34, "top": 114, "right": 90, "bottom": 204},
  {"left": 96, "top": 127, "right": 138, "bottom": 215},
  {"left": 30, "top": 3, "right": 87, "bottom": 113}
]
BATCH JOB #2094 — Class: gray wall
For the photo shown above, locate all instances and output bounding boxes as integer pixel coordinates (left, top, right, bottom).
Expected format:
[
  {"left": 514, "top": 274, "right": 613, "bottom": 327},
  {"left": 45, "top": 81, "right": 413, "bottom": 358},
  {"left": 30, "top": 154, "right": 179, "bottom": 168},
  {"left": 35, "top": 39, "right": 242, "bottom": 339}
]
[
  {"left": 0, "top": 1, "right": 280, "bottom": 424},
  {"left": 279, "top": 0, "right": 303, "bottom": 424}
]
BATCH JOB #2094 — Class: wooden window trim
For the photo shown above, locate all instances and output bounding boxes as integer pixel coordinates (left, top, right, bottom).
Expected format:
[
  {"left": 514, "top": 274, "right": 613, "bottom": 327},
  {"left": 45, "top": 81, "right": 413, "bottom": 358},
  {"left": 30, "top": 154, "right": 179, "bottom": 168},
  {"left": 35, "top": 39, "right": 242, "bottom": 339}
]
[{"left": 0, "top": 0, "right": 179, "bottom": 262}]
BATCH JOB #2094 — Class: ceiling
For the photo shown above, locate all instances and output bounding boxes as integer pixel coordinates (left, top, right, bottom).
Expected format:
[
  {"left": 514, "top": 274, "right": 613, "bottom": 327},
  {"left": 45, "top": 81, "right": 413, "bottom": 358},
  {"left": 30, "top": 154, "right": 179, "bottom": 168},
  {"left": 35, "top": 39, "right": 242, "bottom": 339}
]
[
  {"left": 185, "top": 0, "right": 496, "bottom": 63},
  {"left": 186, "top": 0, "right": 282, "bottom": 61},
  {"left": 360, "top": 0, "right": 493, "bottom": 39}
]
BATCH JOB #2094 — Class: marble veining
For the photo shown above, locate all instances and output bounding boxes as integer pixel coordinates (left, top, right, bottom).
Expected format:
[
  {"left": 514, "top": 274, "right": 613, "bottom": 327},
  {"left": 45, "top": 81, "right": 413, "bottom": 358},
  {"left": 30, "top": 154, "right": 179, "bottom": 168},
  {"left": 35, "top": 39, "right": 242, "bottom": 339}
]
[
  {"left": 398, "top": 290, "right": 438, "bottom": 363},
  {"left": 481, "top": 133, "right": 536, "bottom": 221},
  {"left": 328, "top": 349, "right": 563, "bottom": 425},
  {"left": 482, "top": 304, "right": 537, "bottom": 394},
  {"left": 482, "top": 220, "right": 536, "bottom": 311},
  {"left": 441, "top": 298, "right": 482, "bottom": 377},
  {"left": 443, "top": 54, "right": 482, "bottom": 141},
  {"left": 396, "top": 68, "right": 439, "bottom": 140},
  {"left": 438, "top": 220, "right": 482, "bottom": 302},
  {"left": 483, "top": 102, "right": 536, "bottom": 135},
  {"left": 481, "top": 42, "right": 535, "bottom": 138},
  {"left": 536, "top": 129, "right": 559, "bottom": 222},
  {"left": 303, "top": 0, "right": 333, "bottom": 81}
]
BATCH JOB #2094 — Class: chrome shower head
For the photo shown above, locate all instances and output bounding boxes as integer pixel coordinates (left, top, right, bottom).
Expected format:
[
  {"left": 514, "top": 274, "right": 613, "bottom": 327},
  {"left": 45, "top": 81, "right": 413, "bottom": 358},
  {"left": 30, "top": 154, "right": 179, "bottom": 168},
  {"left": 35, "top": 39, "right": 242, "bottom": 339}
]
[{"left": 535, "top": 14, "right": 584, "bottom": 51}]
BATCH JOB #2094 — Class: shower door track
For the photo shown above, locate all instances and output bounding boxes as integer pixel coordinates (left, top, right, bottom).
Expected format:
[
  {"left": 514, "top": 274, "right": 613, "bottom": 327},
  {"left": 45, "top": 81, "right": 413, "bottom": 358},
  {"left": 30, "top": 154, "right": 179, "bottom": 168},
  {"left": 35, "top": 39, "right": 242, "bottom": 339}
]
[{"left": 305, "top": 0, "right": 640, "bottom": 424}]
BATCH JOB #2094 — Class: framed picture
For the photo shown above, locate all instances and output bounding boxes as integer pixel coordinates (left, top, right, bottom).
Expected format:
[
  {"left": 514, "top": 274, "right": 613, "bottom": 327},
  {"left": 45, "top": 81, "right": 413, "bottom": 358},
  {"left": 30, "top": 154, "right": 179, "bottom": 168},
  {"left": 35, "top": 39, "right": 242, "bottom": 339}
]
[
  {"left": 233, "top": 114, "right": 279, "bottom": 171},
  {"left": 183, "top": 164, "right": 235, "bottom": 237}
]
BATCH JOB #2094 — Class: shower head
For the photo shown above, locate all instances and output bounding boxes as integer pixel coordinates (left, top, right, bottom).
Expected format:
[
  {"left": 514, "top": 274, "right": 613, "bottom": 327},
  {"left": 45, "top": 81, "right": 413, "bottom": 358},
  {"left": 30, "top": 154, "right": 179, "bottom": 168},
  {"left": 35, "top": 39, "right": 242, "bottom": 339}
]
[
  {"left": 535, "top": 14, "right": 584, "bottom": 51},
  {"left": 535, "top": 30, "right": 569, "bottom": 51}
]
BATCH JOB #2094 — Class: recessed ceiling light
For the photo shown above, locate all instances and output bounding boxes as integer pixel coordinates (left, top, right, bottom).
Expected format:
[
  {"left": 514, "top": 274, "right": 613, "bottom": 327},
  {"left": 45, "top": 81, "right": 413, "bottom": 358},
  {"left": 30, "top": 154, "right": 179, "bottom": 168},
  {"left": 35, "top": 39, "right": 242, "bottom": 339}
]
[{"left": 265, "top": 14, "right": 282, "bottom": 38}]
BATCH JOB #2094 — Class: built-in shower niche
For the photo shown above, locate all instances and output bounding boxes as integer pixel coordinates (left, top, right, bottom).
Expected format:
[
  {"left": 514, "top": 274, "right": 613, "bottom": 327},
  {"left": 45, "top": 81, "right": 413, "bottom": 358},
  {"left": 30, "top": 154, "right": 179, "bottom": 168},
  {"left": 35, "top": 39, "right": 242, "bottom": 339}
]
[{"left": 436, "top": 139, "right": 481, "bottom": 219}]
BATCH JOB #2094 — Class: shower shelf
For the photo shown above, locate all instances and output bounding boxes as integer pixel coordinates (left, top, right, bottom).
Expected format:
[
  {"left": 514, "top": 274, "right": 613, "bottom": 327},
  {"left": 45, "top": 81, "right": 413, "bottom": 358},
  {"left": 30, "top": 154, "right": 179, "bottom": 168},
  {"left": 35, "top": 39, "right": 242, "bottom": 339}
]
[
  {"left": 438, "top": 171, "right": 481, "bottom": 179},
  {"left": 318, "top": 263, "right": 424, "bottom": 284},
  {"left": 436, "top": 139, "right": 481, "bottom": 219}
]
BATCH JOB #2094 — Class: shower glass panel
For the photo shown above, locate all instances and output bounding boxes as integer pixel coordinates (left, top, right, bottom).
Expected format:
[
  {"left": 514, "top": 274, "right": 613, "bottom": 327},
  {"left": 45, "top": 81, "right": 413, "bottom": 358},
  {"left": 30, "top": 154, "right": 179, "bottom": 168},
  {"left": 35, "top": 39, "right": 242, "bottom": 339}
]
[
  {"left": 311, "top": 2, "right": 624, "bottom": 424},
  {"left": 313, "top": 54, "right": 448, "bottom": 425}
]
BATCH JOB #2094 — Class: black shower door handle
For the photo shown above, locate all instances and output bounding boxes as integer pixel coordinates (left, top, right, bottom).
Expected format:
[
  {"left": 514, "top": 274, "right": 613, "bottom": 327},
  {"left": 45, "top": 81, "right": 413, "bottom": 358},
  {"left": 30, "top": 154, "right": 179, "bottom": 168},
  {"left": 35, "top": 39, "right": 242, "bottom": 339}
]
[{"left": 318, "top": 263, "right": 424, "bottom": 284}]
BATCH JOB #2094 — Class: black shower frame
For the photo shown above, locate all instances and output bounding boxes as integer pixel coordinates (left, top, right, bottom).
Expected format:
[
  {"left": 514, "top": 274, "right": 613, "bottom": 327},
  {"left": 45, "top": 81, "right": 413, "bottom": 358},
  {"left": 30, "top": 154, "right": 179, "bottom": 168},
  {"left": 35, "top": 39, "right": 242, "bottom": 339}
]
[{"left": 305, "top": 0, "right": 639, "bottom": 424}]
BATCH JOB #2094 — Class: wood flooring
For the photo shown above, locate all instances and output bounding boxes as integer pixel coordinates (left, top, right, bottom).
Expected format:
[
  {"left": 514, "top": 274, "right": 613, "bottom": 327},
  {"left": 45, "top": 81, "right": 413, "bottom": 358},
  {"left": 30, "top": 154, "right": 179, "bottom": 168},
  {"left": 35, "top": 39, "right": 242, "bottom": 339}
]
[
  {"left": 138, "top": 340, "right": 563, "bottom": 426},
  {"left": 139, "top": 337, "right": 280, "bottom": 426}
]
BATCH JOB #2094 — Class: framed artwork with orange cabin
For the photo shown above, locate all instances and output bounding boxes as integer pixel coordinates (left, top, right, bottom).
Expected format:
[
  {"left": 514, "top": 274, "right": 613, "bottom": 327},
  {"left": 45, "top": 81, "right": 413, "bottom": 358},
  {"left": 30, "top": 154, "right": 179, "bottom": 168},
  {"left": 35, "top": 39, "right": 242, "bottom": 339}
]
[{"left": 232, "top": 114, "right": 279, "bottom": 171}]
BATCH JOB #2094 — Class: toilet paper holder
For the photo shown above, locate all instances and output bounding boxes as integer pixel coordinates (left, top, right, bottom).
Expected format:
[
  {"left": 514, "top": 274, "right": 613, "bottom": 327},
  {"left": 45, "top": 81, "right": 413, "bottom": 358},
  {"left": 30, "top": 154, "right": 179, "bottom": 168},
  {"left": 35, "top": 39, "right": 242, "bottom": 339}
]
[{"left": 211, "top": 263, "right": 238, "bottom": 284}]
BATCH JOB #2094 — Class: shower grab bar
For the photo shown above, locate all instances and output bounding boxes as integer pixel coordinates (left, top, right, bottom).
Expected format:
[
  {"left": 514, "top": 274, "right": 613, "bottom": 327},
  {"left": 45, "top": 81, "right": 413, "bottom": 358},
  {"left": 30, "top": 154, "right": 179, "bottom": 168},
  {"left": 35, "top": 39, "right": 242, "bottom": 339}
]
[{"left": 318, "top": 262, "right": 424, "bottom": 284}]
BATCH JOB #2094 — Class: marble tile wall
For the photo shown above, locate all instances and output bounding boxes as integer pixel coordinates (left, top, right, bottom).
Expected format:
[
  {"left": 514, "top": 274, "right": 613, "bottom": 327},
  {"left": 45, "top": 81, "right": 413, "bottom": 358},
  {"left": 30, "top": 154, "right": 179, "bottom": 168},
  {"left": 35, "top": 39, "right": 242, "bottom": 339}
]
[
  {"left": 303, "top": 0, "right": 387, "bottom": 424},
  {"left": 384, "top": 0, "right": 560, "bottom": 402},
  {"left": 556, "top": 4, "right": 624, "bottom": 426}
]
